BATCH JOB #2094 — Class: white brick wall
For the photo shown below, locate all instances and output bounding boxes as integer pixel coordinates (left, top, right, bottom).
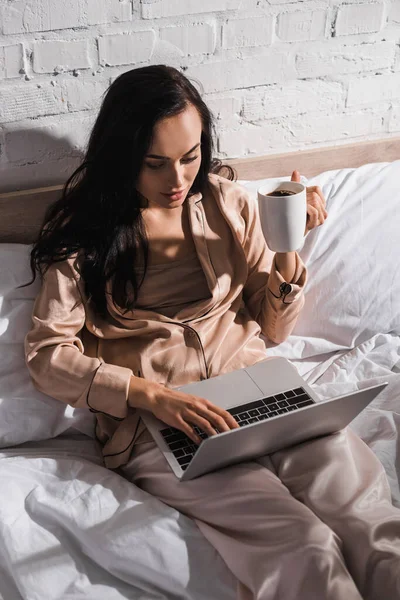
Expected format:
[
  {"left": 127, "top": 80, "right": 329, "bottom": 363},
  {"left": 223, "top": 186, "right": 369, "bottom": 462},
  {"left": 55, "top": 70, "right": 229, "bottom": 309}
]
[
  {"left": 277, "top": 10, "right": 327, "bottom": 42},
  {"left": 347, "top": 73, "right": 400, "bottom": 107},
  {"left": 60, "top": 79, "right": 109, "bottom": 112},
  {"left": 33, "top": 40, "right": 92, "bottom": 74},
  {"left": 87, "top": 0, "right": 132, "bottom": 26},
  {"left": 160, "top": 24, "right": 216, "bottom": 55},
  {"left": 98, "top": 32, "right": 156, "bottom": 66},
  {"left": 296, "top": 41, "right": 395, "bottom": 78},
  {"left": 2, "top": 0, "right": 87, "bottom": 34},
  {"left": 0, "top": 82, "right": 65, "bottom": 122},
  {"left": 5, "top": 115, "right": 92, "bottom": 163},
  {"left": 222, "top": 17, "right": 274, "bottom": 48},
  {"left": 390, "top": 1, "right": 400, "bottom": 23},
  {"left": 141, "top": 0, "right": 242, "bottom": 19},
  {"left": 187, "top": 52, "right": 292, "bottom": 93},
  {"left": 334, "top": 3, "right": 385, "bottom": 36},
  {"left": 0, "top": 44, "right": 25, "bottom": 79},
  {"left": 242, "top": 80, "right": 344, "bottom": 121},
  {"left": 0, "top": 0, "right": 399, "bottom": 192}
]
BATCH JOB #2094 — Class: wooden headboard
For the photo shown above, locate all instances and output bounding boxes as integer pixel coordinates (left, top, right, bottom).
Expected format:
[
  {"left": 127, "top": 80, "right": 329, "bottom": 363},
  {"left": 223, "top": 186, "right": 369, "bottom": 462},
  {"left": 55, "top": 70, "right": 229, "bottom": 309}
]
[{"left": 1, "top": 136, "right": 400, "bottom": 244}]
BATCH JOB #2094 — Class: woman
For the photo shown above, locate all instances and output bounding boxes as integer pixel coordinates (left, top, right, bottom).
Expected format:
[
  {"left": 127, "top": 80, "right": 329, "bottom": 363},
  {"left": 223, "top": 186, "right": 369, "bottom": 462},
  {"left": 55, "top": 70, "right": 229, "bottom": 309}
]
[{"left": 25, "top": 65, "right": 400, "bottom": 600}]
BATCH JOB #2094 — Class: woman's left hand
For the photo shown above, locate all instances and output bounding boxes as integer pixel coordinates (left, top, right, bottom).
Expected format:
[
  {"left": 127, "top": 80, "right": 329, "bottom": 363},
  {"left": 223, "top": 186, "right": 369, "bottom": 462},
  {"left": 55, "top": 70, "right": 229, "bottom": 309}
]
[{"left": 291, "top": 170, "right": 328, "bottom": 233}]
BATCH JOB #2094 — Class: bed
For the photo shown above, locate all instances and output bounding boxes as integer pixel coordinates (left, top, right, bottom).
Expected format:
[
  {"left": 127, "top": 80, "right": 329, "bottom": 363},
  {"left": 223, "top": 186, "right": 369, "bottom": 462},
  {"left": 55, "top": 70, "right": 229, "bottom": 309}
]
[{"left": 0, "top": 137, "right": 399, "bottom": 600}]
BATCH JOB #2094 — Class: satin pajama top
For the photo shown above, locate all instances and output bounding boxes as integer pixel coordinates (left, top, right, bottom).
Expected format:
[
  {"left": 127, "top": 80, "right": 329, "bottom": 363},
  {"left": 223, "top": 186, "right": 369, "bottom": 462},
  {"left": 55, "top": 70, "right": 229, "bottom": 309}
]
[{"left": 24, "top": 174, "right": 307, "bottom": 470}]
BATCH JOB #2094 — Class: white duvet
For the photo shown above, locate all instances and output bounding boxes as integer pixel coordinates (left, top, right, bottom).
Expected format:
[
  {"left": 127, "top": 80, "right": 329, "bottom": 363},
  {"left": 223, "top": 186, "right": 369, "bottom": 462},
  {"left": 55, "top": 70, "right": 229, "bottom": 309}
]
[
  {"left": 0, "top": 161, "right": 399, "bottom": 599},
  {"left": 0, "top": 339, "right": 398, "bottom": 600}
]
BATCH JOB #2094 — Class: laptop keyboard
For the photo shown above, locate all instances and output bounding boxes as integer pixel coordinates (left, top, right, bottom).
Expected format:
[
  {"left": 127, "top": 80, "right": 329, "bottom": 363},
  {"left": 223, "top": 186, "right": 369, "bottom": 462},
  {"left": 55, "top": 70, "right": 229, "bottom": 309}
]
[{"left": 160, "top": 387, "right": 314, "bottom": 471}]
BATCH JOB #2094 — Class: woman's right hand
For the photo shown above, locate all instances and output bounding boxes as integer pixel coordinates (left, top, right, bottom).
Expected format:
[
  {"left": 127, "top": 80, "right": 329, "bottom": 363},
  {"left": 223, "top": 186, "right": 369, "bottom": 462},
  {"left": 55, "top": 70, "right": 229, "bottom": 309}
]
[{"left": 128, "top": 376, "right": 239, "bottom": 445}]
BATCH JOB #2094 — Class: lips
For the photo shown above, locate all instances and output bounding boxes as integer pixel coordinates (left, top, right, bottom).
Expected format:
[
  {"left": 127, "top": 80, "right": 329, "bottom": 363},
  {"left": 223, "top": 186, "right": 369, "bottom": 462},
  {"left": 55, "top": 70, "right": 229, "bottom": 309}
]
[{"left": 161, "top": 188, "right": 187, "bottom": 201}]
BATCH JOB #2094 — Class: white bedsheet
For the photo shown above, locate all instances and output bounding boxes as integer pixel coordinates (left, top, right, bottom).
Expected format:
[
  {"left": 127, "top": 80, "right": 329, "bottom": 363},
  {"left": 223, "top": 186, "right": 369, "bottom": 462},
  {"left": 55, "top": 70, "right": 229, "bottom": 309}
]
[
  {"left": 0, "top": 436, "right": 237, "bottom": 600},
  {"left": 0, "top": 333, "right": 399, "bottom": 600},
  {"left": 281, "top": 332, "right": 400, "bottom": 506}
]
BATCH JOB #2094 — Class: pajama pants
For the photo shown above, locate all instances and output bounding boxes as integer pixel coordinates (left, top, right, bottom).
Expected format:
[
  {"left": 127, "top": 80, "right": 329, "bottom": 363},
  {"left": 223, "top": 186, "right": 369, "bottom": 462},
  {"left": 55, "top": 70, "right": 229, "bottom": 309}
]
[{"left": 119, "top": 427, "right": 400, "bottom": 600}]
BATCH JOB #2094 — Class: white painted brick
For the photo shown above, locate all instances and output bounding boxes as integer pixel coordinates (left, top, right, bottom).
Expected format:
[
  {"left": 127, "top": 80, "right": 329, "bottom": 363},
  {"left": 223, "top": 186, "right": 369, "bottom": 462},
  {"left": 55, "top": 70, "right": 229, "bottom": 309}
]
[
  {"left": 0, "top": 83, "right": 65, "bottom": 124},
  {"left": 239, "top": 0, "right": 264, "bottom": 8},
  {"left": 330, "top": 0, "right": 372, "bottom": 3},
  {"left": 242, "top": 80, "right": 344, "bottom": 121},
  {"left": 222, "top": 17, "right": 274, "bottom": 49},
  {"left": 160, "top": 24, "right": 216, "bottom": 56},
  {"left": 187, "top": 53, "right": 292, "bottom": 94},
  {"left": 389, "top": 1, "right": 400, "bottom": 23},
  {"left": 265, "top": 0, "right": 301, "bottom": 3},
  {"left": 60, "top": 79, "right": 110, "bottom": 112},
  {"left": 0, "top": 156, "right": 81, "bottom": 193},
  {"left": 277, "top": 10, "right": 327, "bottom": 42},
  {"left": 33, "top": 40, "right": 91, "bottom": 74},
  {"left": 87, "top": 0, "right": 132, "bottom": 25},
  {"left": 2, "top": 0, "right": 86, "bottom": 34},
  {"left": 148, "top": 40, "right": 183, "bottom": 65},
  {"left": 347, "top": 73, "right": 400, "bottom": 107},
  {"left": 296, "top": 41, "right": 396, "bottom": 78},
  {"left": 288, "top": 110, "right": 384, "bottom": 144},
  {"left": 142, "top": 0, "right": 241, "bottom": 19},
  {"left": 0, "top": 44, "right": 24, "bottom": 79},
  {"left": 205, "top": 94, "right": 242, "bottom": 122},
  {"left": 335, "top": 3, "right": 385, "bottom": 36},
  {"left": 241, "top": 94, "right": 263, "bottom": 122},
  {"left": 388, "top": 105, "right": 400, "bottom": 132},
  {"left": 98, "top": 31, "right": 156, "bottom": 66},
  {"left": 218, "top": 122, "right": 289, "bottom": 157},
  {"left": 5, "top": 115, "right": 94, "bottom": 163}
]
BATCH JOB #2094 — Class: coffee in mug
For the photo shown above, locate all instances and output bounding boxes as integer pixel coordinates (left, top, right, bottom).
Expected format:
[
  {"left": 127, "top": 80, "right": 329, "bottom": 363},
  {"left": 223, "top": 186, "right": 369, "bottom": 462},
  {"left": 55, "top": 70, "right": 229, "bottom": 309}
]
[
  {"left": 266, "top": 189, "right": 296, "bottom": 197},
  {"left": 257, "top": 180, "right": 307, "bottom": 252}
]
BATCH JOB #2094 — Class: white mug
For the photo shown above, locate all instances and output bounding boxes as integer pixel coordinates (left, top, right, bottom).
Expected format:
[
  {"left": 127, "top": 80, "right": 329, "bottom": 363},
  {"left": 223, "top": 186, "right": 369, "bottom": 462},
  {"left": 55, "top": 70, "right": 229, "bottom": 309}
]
[{"left": 257, "top": 179, "right": 307, "bottom": 252}]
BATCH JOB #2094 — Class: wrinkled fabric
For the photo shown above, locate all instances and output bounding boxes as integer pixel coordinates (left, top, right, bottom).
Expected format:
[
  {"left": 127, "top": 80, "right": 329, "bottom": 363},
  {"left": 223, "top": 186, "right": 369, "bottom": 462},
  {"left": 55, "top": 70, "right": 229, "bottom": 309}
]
[
  {"left": 120, "top": 427, "right": 400, "bottom": 600},
  {"left": 24, "top": 174, "right": 307, "bottom": 469}
]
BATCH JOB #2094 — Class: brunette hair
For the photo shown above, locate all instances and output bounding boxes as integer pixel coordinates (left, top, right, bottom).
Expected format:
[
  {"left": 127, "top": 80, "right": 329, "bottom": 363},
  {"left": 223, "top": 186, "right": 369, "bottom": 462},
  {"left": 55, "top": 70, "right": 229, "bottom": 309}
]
[{"left": 28, "top": 65, "right": 235, "bottom": 318}]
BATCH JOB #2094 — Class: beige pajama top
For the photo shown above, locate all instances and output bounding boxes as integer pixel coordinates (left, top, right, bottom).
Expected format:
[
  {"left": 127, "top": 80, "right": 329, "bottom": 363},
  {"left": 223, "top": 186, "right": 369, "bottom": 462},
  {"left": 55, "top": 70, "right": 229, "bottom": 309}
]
[{"left": 25, "top": 174, "right": 307, "bottom": 470}]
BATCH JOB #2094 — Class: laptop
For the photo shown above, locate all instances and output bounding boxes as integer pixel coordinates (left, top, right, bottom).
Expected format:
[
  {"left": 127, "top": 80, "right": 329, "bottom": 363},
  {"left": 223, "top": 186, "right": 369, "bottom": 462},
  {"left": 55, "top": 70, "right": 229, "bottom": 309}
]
[{"left": 137, "top": 356, "right": 387, "bottom": 481}]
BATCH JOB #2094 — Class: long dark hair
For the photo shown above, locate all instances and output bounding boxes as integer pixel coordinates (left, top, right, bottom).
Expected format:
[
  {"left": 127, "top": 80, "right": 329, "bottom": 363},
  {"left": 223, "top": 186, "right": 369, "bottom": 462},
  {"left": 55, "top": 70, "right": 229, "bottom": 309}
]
[{"left": 28, "top": 65, "right": 235, "bottom": 319}]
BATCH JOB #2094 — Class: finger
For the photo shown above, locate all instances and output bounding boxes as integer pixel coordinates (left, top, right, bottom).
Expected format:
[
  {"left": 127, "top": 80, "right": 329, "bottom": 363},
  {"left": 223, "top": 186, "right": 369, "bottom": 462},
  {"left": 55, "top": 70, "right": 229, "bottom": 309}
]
[
  {"left": 307, "top": 192, "right": 326, "bottom": 225},
  {"left": 177, "top": 418, "right": 203, "bottom": 445},
  {"left": 177, "top": 396, "right": 221, "bottom": 437},
  {"left": 306, "top": 205, "right": 320, "bottom": 232},
  {"left": 202, "top": 400, "right": 240, "bottom": 430},
  {"left": 291, "top": 169, "right": 301, "bottom": 183},
  {"left": 193, "top": 405, "right": 232, "bottom": 434},
  {"left": 307, "top": 185, "right": 326, "bottom": 209},
  {"left": 186, "top": 412, "right": 220, "bottom": 437},
  {"left": 189, "top": 396, "right": 238, "bottom": 431}
]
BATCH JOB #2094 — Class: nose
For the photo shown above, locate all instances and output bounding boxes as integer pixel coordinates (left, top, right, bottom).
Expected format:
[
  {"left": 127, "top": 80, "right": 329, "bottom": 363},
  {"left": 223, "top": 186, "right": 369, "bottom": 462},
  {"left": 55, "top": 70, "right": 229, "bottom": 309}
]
[{"left": 168, "top": 162, "right": 184, "bottom": 190}]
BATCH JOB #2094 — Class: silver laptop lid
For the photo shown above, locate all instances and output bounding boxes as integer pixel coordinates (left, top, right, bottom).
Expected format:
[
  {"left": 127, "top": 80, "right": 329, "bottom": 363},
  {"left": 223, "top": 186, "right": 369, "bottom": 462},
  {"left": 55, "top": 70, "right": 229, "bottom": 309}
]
[{"left": 180, "top": 382, "right": 388, "bottom": 481}]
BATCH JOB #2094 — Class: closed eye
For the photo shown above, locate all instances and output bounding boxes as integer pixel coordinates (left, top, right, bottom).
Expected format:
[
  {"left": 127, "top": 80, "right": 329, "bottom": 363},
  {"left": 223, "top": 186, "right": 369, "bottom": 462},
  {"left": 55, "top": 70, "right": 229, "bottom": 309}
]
[{"left": 145, "top": 156, "right": 199, "bottom": 170}]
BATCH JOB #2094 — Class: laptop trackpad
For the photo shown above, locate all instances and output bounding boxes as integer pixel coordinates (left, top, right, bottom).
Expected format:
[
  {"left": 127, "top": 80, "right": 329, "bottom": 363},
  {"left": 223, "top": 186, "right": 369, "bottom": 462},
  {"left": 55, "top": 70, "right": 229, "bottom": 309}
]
[{"left": 177, "top": 370, "right": 264, "bottom": 410}]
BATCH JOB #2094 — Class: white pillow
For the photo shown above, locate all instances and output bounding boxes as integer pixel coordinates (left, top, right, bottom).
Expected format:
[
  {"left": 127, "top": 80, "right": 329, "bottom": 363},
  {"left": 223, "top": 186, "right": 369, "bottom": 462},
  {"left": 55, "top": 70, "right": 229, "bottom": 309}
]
[
  {"left": 240, "top": 159, "right": 400, "bottom": 359},
  {"left": 0, "top": 244, "right": 95, "bottom": 448}
]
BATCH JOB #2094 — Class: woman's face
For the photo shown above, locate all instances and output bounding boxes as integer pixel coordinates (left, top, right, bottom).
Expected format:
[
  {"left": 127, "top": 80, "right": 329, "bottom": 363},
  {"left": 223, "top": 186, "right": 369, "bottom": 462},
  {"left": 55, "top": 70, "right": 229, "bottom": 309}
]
[{"left": 136, "top": 103, "right": 203, "bottom": 211}]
